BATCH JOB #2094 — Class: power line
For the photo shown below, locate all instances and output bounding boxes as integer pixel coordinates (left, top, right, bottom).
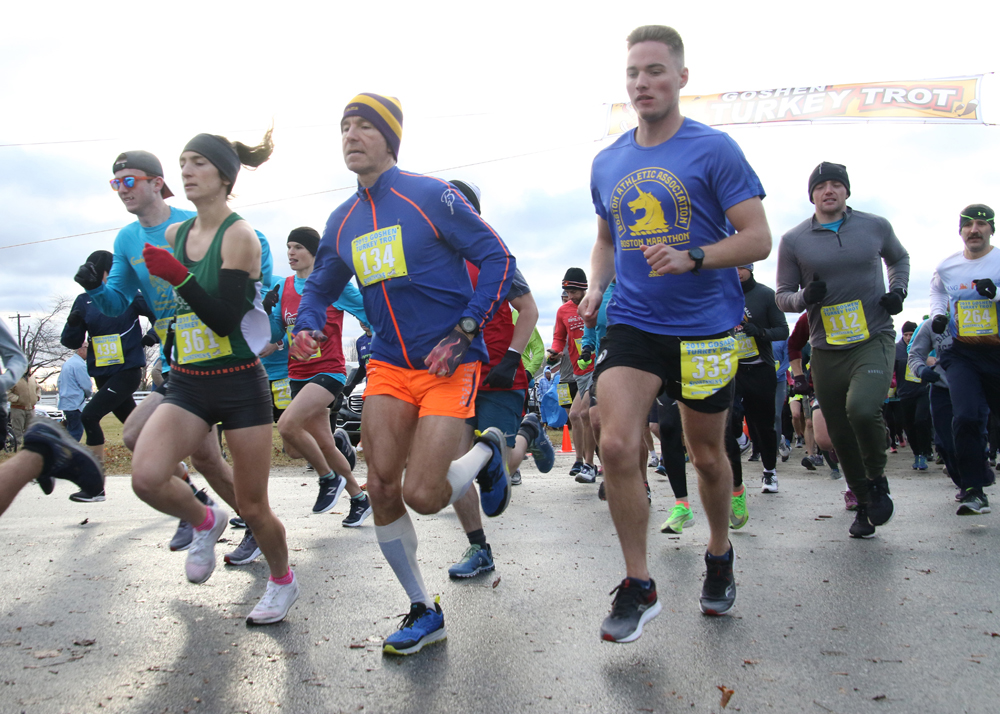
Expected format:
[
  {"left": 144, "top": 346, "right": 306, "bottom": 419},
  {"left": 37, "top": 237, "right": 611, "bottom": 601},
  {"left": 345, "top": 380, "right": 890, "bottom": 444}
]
[{"left": 0, "top": 138, "right": 600, "bottom": 251}]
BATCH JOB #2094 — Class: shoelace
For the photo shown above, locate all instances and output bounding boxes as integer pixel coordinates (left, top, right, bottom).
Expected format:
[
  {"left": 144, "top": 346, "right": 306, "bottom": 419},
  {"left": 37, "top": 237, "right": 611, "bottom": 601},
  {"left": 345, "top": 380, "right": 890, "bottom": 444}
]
[
  {"left": 608, "top": 581, "right": 647, "bottom": 615},
  {"left": 395, "top": 604, "right": 428, "bottom": 631}
]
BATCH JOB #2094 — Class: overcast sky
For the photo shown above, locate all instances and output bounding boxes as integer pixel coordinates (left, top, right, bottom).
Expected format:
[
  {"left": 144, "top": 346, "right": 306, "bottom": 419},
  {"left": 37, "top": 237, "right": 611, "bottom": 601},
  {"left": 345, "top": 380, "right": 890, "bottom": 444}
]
[{"left": 2, "top": 1, "right": 997, "bottom": 350}]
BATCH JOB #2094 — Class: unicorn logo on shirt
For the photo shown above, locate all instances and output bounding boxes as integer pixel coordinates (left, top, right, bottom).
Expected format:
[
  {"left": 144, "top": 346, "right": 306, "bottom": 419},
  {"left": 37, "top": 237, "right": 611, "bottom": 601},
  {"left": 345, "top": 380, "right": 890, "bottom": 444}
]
[{"left": 628, "top": 188, "right": 671, "bottom": 235}]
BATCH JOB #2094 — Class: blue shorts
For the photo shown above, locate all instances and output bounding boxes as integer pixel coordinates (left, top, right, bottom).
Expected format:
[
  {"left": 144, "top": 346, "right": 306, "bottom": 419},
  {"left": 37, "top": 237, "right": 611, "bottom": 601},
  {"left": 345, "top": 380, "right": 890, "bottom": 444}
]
[{"left": 466, "top": 389, "right": 525, "bottom": 447}]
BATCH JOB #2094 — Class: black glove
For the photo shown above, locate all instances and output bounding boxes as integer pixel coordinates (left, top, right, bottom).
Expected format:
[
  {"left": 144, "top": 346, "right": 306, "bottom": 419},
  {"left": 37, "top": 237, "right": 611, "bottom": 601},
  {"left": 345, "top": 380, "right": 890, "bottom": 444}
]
[
  {"left": 262, "top": 285, "right": 280, "bottom": 313},
  {"left": 931, "top": 314, "right": 949, "bottom": 334},
  {"left": 974, "top": 278, "right": 997, "bottom": 300},
  {"left": 879, "top": 288, "right": 906, "bottom": 315},
  {"left": 792, "top": 374, "right": 810, "bottom": 396},
  {"left": 742, "top": 321, "right": 761, "bottom": 338},
  {"left": 141, "top": 331, "right": 159, "bottom": 348},
  {"left": 66, "top": 310, "right": 85, "bottom": 328},
  {"left": 580, "top": 345, "right": 594, "bottom": 363},
  {"left": 545, "top": 350, "right": 561, "bottom": 366},
  {"left": 803, "top": 273, "right": 827, "bottom": 306},
  {"left": 920, "top": 367, "right": 941, "bottom": 384},
  {"left": 482, "top": 349, "right": 522, "bottom": 390},
  {"left": 74, "top": 262, "right": 102, "bottom": 290}
]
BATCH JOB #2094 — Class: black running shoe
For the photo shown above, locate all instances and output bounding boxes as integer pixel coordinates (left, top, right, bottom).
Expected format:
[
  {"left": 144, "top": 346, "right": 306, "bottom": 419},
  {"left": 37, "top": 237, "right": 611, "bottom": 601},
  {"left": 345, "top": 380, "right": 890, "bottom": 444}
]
[
  {"left": 849, "top": 505, "right": 876, "bottom": 538},
  {"left": 699, "top": 547, "right": 736, "bottom": 616},
  {"left": 801, "top": 455, "right": 817, "bottom": 471},
  {"left": 569, "top": 460, "right": 584, "bottom": 477},
  {"left": 342, "top": 494, "right": 373, "bottom": 527},
  {"left": 957, "top": 490, "right": 991, "bottom": 516},
  {"left": 600, "top": 578, "right": 662, "bottom": 643},
  {"left": 313, "top": 474, "right": 346, "bottom": 514},
  {"left": 867, "top": 477, "right": 894, "bottom": 526},
  {"left": 69, "top": 489, "right": 106, "bottom": 503},
  {"left": 22, "top": 421, "right": 103, "bottom": 498}
]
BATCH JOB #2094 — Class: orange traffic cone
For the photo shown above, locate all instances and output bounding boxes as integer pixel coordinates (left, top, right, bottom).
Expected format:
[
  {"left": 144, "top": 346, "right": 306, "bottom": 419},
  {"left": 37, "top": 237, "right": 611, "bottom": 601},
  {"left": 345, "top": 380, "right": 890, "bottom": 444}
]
[{"left": 561, "top": 424, "right": 573, "bottom": 453}]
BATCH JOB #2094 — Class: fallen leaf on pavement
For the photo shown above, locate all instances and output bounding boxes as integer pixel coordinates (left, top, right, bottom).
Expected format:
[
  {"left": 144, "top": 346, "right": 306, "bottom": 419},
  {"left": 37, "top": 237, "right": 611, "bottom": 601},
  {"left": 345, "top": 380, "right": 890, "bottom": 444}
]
[
  {"left": 80, "top": 518, "right": 89, "bottom": 525},
  {"left": 74, "top": 639, "right": 96, "bottom": 647},
  {"left": 718, "top": 685, "right": 734, "bottom": 708},
  {"left": 492, "top": 576, "right": 501, "bottom": 589},
  {"left": 33, "top": 650, "right": 61, "bottom": 659}
]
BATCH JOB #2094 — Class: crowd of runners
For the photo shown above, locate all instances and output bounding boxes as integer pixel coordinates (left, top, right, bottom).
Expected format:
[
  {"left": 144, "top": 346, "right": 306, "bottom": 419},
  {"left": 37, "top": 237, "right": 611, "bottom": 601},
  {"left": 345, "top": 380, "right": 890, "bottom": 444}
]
[{"left": 0, "top": 24, "right": 997, "bottom": 653}]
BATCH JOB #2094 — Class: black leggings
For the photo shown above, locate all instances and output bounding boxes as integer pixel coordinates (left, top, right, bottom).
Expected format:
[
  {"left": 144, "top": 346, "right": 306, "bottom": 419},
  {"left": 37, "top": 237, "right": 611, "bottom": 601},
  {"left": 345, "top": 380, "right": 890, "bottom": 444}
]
[
  {"left": 81, "top": 368, "right": 142, "bottom": 446},
  {"left": 900, "top": 391, "right": 933, "bottom": 457},
  {"left": 657, "top": 397, "right": 687, "bottom": 500}
]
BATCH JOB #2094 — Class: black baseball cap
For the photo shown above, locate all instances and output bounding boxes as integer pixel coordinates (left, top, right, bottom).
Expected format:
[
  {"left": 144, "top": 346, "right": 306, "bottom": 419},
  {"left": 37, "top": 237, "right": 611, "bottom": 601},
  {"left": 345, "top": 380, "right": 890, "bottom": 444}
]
[{"left": 112, "top": 150, "right": 174, "bottom": 199}]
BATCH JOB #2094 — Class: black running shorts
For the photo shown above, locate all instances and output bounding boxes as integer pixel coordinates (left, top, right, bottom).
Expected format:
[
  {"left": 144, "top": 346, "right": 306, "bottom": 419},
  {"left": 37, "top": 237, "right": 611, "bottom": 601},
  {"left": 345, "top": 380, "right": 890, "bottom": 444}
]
[
  {"left": 163, "top": 359, "right": 272, "bottom": 430},
  {"left": 594, "top": 324, "right": 736, "bottom": 415},
  {"left": 289, "top": 373, "right": 345, "bottom": 405}
]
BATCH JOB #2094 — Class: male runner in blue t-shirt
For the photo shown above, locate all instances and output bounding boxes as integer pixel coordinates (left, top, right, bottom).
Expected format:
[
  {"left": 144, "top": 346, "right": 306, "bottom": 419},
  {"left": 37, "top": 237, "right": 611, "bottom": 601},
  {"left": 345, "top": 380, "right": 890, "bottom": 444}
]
[{"left": 581, "top": 25, "right": 771, "bottom": 641}]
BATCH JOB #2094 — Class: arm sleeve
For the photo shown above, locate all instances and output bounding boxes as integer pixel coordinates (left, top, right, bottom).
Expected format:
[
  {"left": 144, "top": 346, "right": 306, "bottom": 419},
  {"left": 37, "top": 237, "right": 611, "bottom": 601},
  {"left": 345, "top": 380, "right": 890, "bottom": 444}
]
[
  {"left": 774, "top": 235, "right": 807, "bottom": 313},
  {"left": 787, "top": 313, "right": 809, "bottom": 360},
  {"left": 296, "top": 236, "right": 354, "bottom": 335},
  {"left": 60, "top": 294, "right": 89, "bottom": 350},
  {"left": 929, "top": 269, "right": 949, "bottom": 318},
  {"left": 551, "top": 312, "right": 567, "bottom": 353},
  {"left": 761, "top": 293, "right": 790, "bottom": 341},
  {"left": 175, "top": 269, "right": 249, "bottom": 337},
  {"left": 581, "top": 326, "right": 596, "bottom": 351},
  {"left": 881, "top": 222, "right": 910, "bottom": 294},
  {"left": 0, "top": 321, "right": 27, "bottom": 393},
  {"left": 87, "top": 239, "right": 143, "bottom": 317},
  {"left": 269, "top": 290, "right": 286, "bottom": 343},
  {"left": 331, "top": 281, "right": 368, "bottom": 324},
  {"left": 907, "top": 322, "right": 932, "bottom": 377},
  {"left": 437, "top": 194, "right": 516, "bottom": 329},
  {"left": 522, "top": 327, "right": 545, "bottom": 376}
]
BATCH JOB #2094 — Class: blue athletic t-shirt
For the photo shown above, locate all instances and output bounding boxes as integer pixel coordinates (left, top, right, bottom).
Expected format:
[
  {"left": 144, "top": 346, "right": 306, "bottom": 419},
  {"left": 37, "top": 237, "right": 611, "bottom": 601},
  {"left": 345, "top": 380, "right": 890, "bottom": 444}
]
[
  {"left": 821, "top": 219, "right": 844, "bottom": 233},
  {"left": 590, "top": 118, "right": 765, "bottom": 336}
]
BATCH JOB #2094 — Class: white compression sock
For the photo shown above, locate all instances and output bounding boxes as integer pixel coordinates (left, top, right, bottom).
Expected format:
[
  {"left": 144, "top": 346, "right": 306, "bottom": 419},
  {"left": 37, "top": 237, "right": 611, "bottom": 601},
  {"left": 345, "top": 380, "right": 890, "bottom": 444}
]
[
  {"left": 375, "top": 512, "right": 432, "bottom": 607},
  {"left": 445, "top": 442, "right": 492, "bottom": 505}
]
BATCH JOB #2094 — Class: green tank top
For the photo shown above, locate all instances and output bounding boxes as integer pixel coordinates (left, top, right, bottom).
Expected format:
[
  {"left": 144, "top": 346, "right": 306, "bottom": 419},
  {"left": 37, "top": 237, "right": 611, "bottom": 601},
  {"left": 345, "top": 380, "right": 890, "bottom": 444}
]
[{"left": 172, "top": 212, "right": 260, "bottom": 367}]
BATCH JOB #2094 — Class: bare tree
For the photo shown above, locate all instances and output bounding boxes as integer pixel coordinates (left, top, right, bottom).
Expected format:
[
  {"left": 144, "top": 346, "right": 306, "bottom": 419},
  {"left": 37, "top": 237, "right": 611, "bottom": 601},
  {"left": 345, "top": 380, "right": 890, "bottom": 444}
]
[{"left": 20, "top": 296, "right": 72, "bottom": 381}]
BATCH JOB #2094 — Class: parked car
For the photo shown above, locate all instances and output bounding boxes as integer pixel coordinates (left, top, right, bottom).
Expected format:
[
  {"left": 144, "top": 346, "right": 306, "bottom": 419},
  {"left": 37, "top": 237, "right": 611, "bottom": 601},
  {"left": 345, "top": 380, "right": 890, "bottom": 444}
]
[
  {"left": 333, "top": 363, "right": 363, "bottom": 444},
  {"left": 34, "top": 404, "right": 65, "bottom": 423}
]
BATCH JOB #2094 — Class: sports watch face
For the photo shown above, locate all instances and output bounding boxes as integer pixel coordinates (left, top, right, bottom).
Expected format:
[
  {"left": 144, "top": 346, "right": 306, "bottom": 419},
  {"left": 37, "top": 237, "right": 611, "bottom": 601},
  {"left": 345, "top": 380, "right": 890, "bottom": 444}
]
[
  {"left": 459, "top": 317, "right": 478, "bottom": 336},
  {"left": 688, "top": 247, "right": 705, "bottom": 261}
]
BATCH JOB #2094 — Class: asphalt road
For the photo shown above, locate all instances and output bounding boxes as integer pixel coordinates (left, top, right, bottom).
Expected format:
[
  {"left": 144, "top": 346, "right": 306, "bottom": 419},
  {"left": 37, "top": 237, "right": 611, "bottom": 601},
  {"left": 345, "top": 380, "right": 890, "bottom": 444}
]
[{"left": 0, "top": 448, "right": 997, "bottom": 714}]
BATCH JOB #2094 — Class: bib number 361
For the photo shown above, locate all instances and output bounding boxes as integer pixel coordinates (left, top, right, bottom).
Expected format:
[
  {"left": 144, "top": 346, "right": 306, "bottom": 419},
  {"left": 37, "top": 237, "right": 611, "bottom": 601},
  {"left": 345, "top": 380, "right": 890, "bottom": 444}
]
[
  {"left": 680, "top": 336, "right": 737, "bottom": 400},
  {"left": 175, "top": 312, "right": 233, "bottom": 364}
]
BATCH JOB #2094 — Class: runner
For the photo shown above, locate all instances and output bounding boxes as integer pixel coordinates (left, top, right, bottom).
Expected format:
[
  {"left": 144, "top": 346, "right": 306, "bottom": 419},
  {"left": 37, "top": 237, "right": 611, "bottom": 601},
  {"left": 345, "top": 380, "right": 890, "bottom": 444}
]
[
  {"left": 776, "top": 161, "right": 910, "bottom": 538},
  {"left": 75, "top": 149, "right": 273, "bottom": 551},
  {"left": 0, "top": 320, "right": 104, "bottom": 516},
  {"left": 61, "top": 249, "right": 154, "bottom": 500},
  {"left": 130, "top": 128, "right": 297, "bottom": 624},
  {"left": 270, "top": 227, "right": 371, "bottom": 524},
  {"left": 7, "top": 372, "right": 40, "bottom": 446},
  {"left": 547, "top": 268, "right": 597, "bottom": 482},
  {"left": 725, "top": 263, "right": 788, "bottom": 527},
  {"left": 56, "top": 346, "right": 91, "bottom": 442},
  {"left": 928, "top": 204, "right": 1000, "bottom": 515},
  {"left": 893, "top": 321, "right": 932, "bottom": 471},
  {"left": 293, "top": 94, "right": 515, "bottom": 654},
  {"left": 583, "top": 25, "right": 771, "bottom": 640},
  {"left": 444, "top": 178, "right": 552, "bottom": 580}
]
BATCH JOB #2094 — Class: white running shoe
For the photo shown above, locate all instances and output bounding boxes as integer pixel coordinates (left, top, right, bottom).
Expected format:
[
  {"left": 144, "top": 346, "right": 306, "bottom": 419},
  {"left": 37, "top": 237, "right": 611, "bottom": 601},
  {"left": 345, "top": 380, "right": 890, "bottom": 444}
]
[
  {"left": 761, "top": 471, "right": 779, "bottom": 494},
  {"left": 185, "top": 506, "right": 229, "bottom": 584},
  {"left": 247, "top": 573, "right": 300, "bottom": 625}
]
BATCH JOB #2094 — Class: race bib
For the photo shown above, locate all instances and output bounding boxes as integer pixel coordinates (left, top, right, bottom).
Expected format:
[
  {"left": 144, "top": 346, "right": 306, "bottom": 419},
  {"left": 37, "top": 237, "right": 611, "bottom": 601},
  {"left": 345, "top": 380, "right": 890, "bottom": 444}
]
[
  {"left": 557, "top": 383, "right": 572, "bottom": 406},
  {"left": 92, "top": 334, "right": 124, "bottom": 367},
  {"left": 735, "top": 332, "right": 758, "bottom": 360},
  {"left": 154, "top": 316, "right": 173, "bottom": 344},
  {"left": 904, "top": 362, "right": 921, "bottom": 383},
  {"left": 574, "top": 338, "right": 584, "bottom": 356},
  {"left": 956, "top": 299, "right": 998, "bottom": 337},
  {"left": 352, "top": 225, "right": 408, "bottom": 287},
  {"left": 174, "top": 312, "right": 232, "bottom": 364},
  {"left": 287, "top": 326, "right": 321, "bottom": 360},
  {"left": 821, "top": 300, "right": 869, "bottom": 345},
  {"left": 271, "top": 378, "right": 292, "bottom": 409},
  {"left": 679, "top": 336, "right": 737, "bottom": 400}
]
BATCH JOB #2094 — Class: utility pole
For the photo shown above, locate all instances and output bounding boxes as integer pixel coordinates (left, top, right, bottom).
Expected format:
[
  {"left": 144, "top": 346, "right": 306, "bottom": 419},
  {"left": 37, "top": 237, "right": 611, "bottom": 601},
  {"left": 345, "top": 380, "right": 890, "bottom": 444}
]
[{"left": 8, "top": 313, "right": 30, "bottom": 349}]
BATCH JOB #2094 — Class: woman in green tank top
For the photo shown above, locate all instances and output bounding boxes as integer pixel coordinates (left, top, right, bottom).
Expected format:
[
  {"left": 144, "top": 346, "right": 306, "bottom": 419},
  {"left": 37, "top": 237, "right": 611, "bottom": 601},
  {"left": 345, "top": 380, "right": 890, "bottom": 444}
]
[{"left": 134, "top": 128, "right": 299, "bottom": 625}]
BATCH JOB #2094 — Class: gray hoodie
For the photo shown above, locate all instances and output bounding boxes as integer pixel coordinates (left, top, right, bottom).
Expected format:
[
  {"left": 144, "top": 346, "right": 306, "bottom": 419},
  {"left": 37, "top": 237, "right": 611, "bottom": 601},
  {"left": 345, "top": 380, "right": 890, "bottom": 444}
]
[
  {"left": 907, "top": 318, "right": 952, "bottom": 389},
  {"left": 775, "top": 207, "right": 910, "bottom": 350},
  {"left": 0, "top": 320, "right": 27, "bottom": 393}
]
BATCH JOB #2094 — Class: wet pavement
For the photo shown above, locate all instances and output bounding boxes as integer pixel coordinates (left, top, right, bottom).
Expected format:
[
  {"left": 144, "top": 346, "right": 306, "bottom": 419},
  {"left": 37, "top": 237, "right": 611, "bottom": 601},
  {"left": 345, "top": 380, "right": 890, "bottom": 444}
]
[{"left": 1, "top": 448, "right": 997, "bottom": 713}]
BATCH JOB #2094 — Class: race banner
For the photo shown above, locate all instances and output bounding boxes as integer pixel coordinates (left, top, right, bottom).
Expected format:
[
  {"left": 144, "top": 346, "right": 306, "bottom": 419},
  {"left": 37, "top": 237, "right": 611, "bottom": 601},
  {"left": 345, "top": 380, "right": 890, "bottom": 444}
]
[{"left": 605, "top": 76, "right": 984, "bottom": 136}]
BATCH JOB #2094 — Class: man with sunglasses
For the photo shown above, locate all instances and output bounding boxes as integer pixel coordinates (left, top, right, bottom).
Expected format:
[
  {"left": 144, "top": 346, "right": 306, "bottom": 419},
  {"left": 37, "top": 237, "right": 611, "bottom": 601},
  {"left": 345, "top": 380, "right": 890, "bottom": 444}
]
[{"left": 75, "top": 151, "right": 272, "bottom": 553}]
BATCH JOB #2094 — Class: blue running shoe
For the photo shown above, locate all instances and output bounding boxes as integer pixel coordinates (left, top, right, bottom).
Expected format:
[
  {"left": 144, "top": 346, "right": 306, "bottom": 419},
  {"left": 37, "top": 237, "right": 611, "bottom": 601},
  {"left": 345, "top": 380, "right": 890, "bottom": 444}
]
[
  {"left": 23, "top": 421, "right": 103, "bottom": 498},
  {"left": 474, "top": 427, "right": 511, "bottom": 518},
  {"left": 448, "top": 544, "right": 495, "bottom": 579},
  {"left": 334, "top": 427, "right": 357, "bottom": 470},
  {"left": 521, "top": 413, "right": 555, "bottom": 473},
  {"left": 383, "top": 599, "right": 447, "bottom": 655}
]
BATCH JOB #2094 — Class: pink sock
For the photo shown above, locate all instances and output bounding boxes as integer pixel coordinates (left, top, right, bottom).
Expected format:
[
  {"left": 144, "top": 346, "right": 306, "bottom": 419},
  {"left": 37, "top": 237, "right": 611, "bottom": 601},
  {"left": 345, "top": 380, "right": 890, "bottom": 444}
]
[
  {"left": 194, "top": 506, "right": 215, "bottom": 532},
  {"left": 270, "top": 569, "right": 294, "bottom": 585}
]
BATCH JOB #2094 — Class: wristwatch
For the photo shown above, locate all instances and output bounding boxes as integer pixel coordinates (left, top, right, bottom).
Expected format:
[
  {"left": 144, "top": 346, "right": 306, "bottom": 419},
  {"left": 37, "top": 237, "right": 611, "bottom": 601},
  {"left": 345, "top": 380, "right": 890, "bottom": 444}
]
[
  {"left": 458, "top": 316, "right": 480, "bottom": 338},
  {"left": 687, "top": 247, "right": 705, "bottom": 275}
]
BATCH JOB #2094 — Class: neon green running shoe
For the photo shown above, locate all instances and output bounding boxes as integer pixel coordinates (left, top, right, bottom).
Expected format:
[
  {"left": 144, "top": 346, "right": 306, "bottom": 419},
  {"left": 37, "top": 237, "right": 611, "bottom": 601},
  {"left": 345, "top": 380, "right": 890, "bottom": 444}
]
[
  {"left": 729, "top": 490, "right": 749, "bottom": 530},
  {"left": 660, "top": 503, "right": 694, "bottom": 534}
]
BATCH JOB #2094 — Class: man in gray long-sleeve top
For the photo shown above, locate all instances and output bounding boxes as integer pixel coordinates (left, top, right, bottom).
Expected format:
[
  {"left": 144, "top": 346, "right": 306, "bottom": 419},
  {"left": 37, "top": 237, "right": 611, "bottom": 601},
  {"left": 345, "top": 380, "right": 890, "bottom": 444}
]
[{"left": 775, "top": 162, "right": 910, "bottom": 539}]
